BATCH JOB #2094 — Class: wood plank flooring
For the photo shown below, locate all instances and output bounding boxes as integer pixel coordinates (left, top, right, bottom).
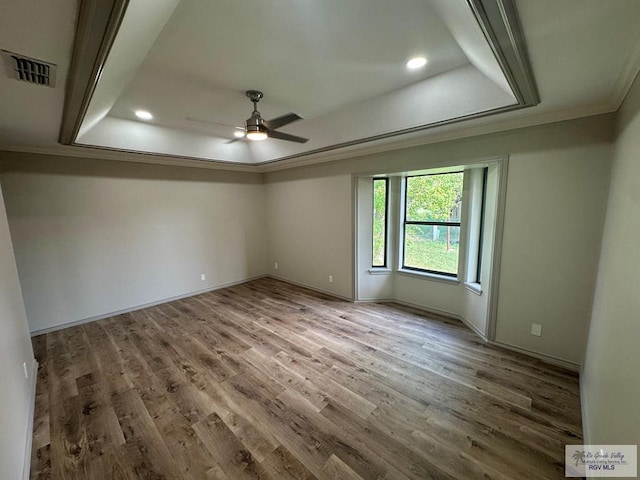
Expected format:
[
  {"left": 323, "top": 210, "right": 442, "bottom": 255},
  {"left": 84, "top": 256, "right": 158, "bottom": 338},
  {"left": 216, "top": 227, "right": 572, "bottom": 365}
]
[{"left": 30, "top": 277, "right": 582, "bottom": 479}]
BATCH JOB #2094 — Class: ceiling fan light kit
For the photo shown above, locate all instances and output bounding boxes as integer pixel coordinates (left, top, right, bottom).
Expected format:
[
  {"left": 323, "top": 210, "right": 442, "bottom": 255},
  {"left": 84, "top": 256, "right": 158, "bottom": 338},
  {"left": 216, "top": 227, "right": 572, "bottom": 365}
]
[
  {"left": 234, "top": 90, "right": 308, "bottom": 143},
  {"left": 244, "top": 92, "right": 269, "bottom": 141},
  {"left": 246, "top": 129, "right": 267, "bottom": 141}
]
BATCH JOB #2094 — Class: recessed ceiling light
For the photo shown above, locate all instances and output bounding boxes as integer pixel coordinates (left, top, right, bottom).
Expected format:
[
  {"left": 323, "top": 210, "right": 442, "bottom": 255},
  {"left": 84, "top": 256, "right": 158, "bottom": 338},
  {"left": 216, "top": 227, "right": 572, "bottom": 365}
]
[
  {"left": 134, "top": 110, "right": 153, "bottom": 120},
  {"left": 233, "top": 130, "right": 245, "bottom": 138},
  {"left": 406, "top": 57, "right": 427, "bottom": 70}
]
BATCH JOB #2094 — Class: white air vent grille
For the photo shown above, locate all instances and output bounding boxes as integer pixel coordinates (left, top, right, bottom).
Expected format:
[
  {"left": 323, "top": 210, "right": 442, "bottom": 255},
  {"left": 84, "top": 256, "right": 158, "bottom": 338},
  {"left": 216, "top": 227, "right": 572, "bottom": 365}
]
[{"left": 2, "top": 50, "right": 56, "bottom": 87}]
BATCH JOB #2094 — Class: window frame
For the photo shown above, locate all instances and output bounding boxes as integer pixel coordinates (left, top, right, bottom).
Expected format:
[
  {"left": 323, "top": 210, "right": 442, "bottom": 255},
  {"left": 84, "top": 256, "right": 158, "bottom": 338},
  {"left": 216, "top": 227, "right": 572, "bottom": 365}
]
[
  {"left": 475, "top": 167, "right": 488, "bottom": 283},
  {"left": 371, "top": 177, "right": 389, "bottom": 268},
  {"left": 401, "top": 171, "right": 463, "bottom": 278}
]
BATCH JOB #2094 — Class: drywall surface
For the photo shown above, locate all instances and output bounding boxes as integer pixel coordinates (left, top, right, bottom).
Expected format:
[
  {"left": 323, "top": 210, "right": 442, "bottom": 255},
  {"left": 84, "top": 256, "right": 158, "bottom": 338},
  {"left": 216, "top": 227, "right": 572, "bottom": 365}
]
[
  {"left": 0, "top": 182, "right": 35, "bottom": 480},
  {"left": 582, "top": 74, "right": 640, "bottom": 450},
  {"left": 355, "top": 177, "right": 394, "bottom": 301},
  {"left": 494, "top": 140, "right": 611, "bottom": 364},
  {"left": 0, "top": 153, "right": 267, "bottom": 333},
  {"left": 265, "top": 174, "right": 353, "bottom": 299},
  {"left": 265, "top": 114, "right": 613, "bottom": 365},
  {"left": 462, "top": 163, "right": 500, "bottom": 336}
]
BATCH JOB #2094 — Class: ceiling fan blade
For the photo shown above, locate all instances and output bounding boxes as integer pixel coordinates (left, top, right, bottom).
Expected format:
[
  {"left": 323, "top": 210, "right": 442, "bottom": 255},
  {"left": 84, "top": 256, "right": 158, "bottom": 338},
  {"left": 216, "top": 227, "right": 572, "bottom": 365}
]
[
  {"left": 185, "top": 117, "right": 238, "bottom": 128},
  {"left": 268, "top": 130, "right": 309, "bottom": 143},
  {"left": 263, "top": 113, "right": 302, "bottom": 130},
  {"left": 225, "top": 137, "right": 244, "bottom": 144}
]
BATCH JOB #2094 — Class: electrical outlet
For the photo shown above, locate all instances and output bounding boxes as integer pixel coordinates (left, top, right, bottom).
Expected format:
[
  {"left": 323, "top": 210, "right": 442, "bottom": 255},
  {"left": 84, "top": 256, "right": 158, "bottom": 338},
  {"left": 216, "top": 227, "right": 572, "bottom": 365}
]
[
  {"left": 200, "top": 274, "right": 206, "bottom": 281},
  {"left": 531, "top": 323, "right": 542, "bottom": 337},
  {"left": 328, "top": 275, "right": 334, "bottom": 283},
  {"left": 23, "top": 362, "right": 28, "bottom": 379},
  {"left": 274, "top": 262, "right": 279, "bottom": 270}
]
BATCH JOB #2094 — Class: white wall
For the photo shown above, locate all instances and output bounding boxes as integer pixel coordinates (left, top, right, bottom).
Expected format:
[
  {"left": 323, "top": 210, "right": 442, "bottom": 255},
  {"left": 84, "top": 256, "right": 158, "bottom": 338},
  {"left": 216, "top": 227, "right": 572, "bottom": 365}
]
[
  {"left": 494, "top": 140, "right": 610, "bottom": 363},
  {"left": 355, "top": 177, "right": 394, "bottom": 301},
  {"left": 582, "top": 74, "right": 640, "bottom": 449},
  {"left": 265, "top": 174, "right": 353, "bottom": 298},
  {"left": 0, "top": 182, "right": 35, "bottom": 480},
  {"left": 265, "top": 114, "right": 613, "bottom": 365},
  {"left": 462, "top": 163, "right": 500, "bottom": 336},
  {"left": 0, "top": 153, "right": 267, "bottom": 333}
]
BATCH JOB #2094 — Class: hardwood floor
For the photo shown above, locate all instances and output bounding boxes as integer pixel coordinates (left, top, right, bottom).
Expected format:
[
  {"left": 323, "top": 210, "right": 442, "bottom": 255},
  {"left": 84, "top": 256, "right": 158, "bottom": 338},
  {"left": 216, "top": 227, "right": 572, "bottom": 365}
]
[{"left": 30, "top": 277, "right": 582, "bottom": 479}]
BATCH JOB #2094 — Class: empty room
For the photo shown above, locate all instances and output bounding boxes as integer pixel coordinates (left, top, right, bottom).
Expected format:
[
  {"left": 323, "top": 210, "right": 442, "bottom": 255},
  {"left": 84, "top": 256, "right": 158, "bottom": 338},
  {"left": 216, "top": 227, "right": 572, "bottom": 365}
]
[{"left": 1, "top": 0, "right": 639, "bottom": 479}]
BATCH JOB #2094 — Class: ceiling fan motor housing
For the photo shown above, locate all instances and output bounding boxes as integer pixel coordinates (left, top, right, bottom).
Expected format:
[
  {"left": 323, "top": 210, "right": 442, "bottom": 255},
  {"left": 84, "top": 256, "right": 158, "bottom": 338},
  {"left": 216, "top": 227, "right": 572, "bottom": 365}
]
[
  {"left": 245, "top": 90, "right": 267, "bottom": 134},
  {"left": 245, "top": 114, "right": 266, "bottom": 134}
]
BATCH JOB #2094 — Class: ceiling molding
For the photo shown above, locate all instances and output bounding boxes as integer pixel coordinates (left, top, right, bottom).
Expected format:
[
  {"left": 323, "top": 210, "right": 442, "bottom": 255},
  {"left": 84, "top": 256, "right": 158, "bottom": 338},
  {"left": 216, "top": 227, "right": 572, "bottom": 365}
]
[
  {"left": 611, "top": 37, "right": 640, "bottom": 110},
  {"left": 250, "top": 0, "right": 545, "bottom": 167},
  {"left": 0, "top": 144, "right": 260, "bottom": 173},
  {"left": 256, "top": 102, "right": 617, "bottom": 173},
  {"left": 466, "top": 0, "right": 539, "bottom": 107},
  {"left": 59, "top": 0, "right": 129, "bottom": 145},
  {"left": 1, "top": 97, "right": 616, "bottom": 176},
  {"left": 59, "top": 0, "right": 541, "bottom": 169}
]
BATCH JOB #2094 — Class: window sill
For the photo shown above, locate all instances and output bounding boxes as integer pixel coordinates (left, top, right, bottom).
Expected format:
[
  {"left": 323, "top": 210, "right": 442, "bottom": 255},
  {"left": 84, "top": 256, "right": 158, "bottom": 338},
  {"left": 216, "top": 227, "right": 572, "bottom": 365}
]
[
  {"left": 397, "top": 269, "right": 460, "bottom": 285},
  {"left": 368, "top": 268, "right": 392, "bottom": 275},
  {"left": 464, "top": 282, "right": 483, "bottom": 296}
]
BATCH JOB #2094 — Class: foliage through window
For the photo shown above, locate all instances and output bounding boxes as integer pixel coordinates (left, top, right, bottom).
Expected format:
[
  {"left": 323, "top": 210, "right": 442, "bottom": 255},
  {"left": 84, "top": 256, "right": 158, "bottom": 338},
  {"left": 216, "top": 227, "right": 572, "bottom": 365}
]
[
  {"left": 372, "top": 178, "right": 388, "bottom": 267},
  {"left": 403, "top": 172, "right": 463, "bottom": 276}
]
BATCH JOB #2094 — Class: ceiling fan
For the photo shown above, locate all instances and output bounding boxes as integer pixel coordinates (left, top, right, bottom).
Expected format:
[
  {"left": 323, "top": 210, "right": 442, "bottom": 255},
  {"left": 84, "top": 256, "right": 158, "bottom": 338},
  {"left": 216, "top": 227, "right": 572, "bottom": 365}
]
[{"left": 229, "top": 90, "right": 308, "bottom": 144}]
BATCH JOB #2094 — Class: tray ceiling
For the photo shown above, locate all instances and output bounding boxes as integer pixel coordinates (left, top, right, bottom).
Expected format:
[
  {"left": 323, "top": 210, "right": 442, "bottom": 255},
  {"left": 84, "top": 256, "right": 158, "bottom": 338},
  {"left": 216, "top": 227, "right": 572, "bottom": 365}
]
[
  {"left": 70, "top": 0, "right": 527, "bottom": 165},
  {"left": 1, "top": 0, "right": 640, "bottom": 170}
]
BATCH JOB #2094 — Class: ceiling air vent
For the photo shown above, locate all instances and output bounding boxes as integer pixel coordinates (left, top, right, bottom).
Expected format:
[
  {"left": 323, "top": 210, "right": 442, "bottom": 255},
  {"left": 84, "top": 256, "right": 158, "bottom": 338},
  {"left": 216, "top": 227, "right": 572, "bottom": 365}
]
[{"left": 1, "top": 50, "right": 56, "bottom": 87}]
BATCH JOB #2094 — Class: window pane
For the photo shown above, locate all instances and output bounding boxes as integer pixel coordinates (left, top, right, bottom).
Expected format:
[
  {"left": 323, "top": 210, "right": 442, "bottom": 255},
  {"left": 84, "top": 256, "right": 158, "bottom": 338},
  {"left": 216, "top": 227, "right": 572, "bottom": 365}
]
[
  {"left": 406, "top": 173, "right": 463, "bottom": 222},
  {"left": 372, "top": 178, "right": 387, "bottom": 267},
  {"left": 404, "top": 225, "right": 460, "bottom": 275}
]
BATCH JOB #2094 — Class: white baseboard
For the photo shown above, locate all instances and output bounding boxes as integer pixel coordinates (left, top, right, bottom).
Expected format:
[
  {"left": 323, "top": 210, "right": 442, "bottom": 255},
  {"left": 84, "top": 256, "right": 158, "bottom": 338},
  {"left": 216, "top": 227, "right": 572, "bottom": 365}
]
[
  {"left": 359, "top": 297, "right": 580, "bottom": 374},
  {"left": 375, "top": 298, "right": 489, "bottom": 341},
  {"left": 579, "top": 367, "right": 591, "bottom": 444},
  {"left": 30, "top": 275, "right": 268, "bottom": 336},
  {"left": 380, "top": 298, "right": 463, "bottom": 322},
  {"left": 266, "top": 274, "right": 354, "bottom": 302},
  {"left": 379, "top": 300, "right": 579, "bottom": 372},
  {"left": 22, "top": 358, "right": 38, "bottom": 480},
  {"left": 457, "top": 315, "right": 489, "bottom": 340},
  {"left": 489, "top": 340, "right": 580, "bottom": 372}
]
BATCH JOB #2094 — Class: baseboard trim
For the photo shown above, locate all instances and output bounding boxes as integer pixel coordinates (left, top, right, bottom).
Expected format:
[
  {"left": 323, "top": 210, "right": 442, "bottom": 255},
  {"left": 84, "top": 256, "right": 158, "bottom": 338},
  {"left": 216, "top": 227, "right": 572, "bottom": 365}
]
[
  {"left": 458, "top": 315, "right": 489, "bottom": 340},
  {"left": 353, "top": 297, "right": 395, "bottom": 303},
  {"left": 266, "top": 274, "right": 354, "bottom": 302},
  {"left": 381, "top": 298, "right": 463, "bottom": 322},
  {"left": 490, "top": 340, "right": 580, "bottom": 372},
  {"left": 358, "top": 297, "right": 579, "bottom": 373},
  {"left": 579, "top": 367, "right": 591, "bottom": 444},
  {"left": 371, "top": 298, "right": 489, "bottom": 341},
  {"left": 30, "top": 275, "right": 268, "bottom": 336},
  {"left": 23, "top": 358, "right": 38, "bottom": 480}
]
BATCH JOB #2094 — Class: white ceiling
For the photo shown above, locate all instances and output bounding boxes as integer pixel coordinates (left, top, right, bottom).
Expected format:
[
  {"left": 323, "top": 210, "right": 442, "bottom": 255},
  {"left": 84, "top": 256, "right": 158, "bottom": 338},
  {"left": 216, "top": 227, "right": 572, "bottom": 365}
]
[
  {"left": 0, "top": 0, "right": 77, "bottom": 145},
  {"left": 1, "top": 0, "right": 640, "bottom": 170}
]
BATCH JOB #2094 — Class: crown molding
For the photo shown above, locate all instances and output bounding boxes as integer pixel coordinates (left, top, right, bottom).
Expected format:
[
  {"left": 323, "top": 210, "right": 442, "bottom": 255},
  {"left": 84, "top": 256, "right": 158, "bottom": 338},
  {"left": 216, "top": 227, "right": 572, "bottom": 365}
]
[
  {"left": 257, "top": 102, "right": 617, "bottom": 173},
  {"left": 1, "top": 100, "right": 617, "bottom": 175},
  {"left": 0, "top": 144, "right": 260, "bottom": 173},
  {"left": 58, "top": 0, "right": 542, "bottom": 170},
  {"left": 611, "top": 35, "right": 640, "bottom": 110},
  {"left": 59, "top": 0, "right": 129, "bottom": 145}
]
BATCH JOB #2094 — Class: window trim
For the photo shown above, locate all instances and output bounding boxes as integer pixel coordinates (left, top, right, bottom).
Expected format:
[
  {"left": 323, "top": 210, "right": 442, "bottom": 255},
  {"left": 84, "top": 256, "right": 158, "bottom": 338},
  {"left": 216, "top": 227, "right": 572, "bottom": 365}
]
[
  {"left": 401, "top": 171, "right": 463, "bottom": 278},
  {"left": 371, "top": 177, "right": 389, "bottom": 268},
  {"left": 475, "top": 167, "right": 488, "bottom": 283}
]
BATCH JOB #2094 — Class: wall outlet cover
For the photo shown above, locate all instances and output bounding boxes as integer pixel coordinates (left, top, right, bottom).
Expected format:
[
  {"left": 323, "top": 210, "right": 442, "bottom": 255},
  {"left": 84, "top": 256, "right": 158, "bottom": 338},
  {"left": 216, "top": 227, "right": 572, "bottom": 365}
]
[{"left": 531, "top": 323, "right": 543, "bottom": 337}]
